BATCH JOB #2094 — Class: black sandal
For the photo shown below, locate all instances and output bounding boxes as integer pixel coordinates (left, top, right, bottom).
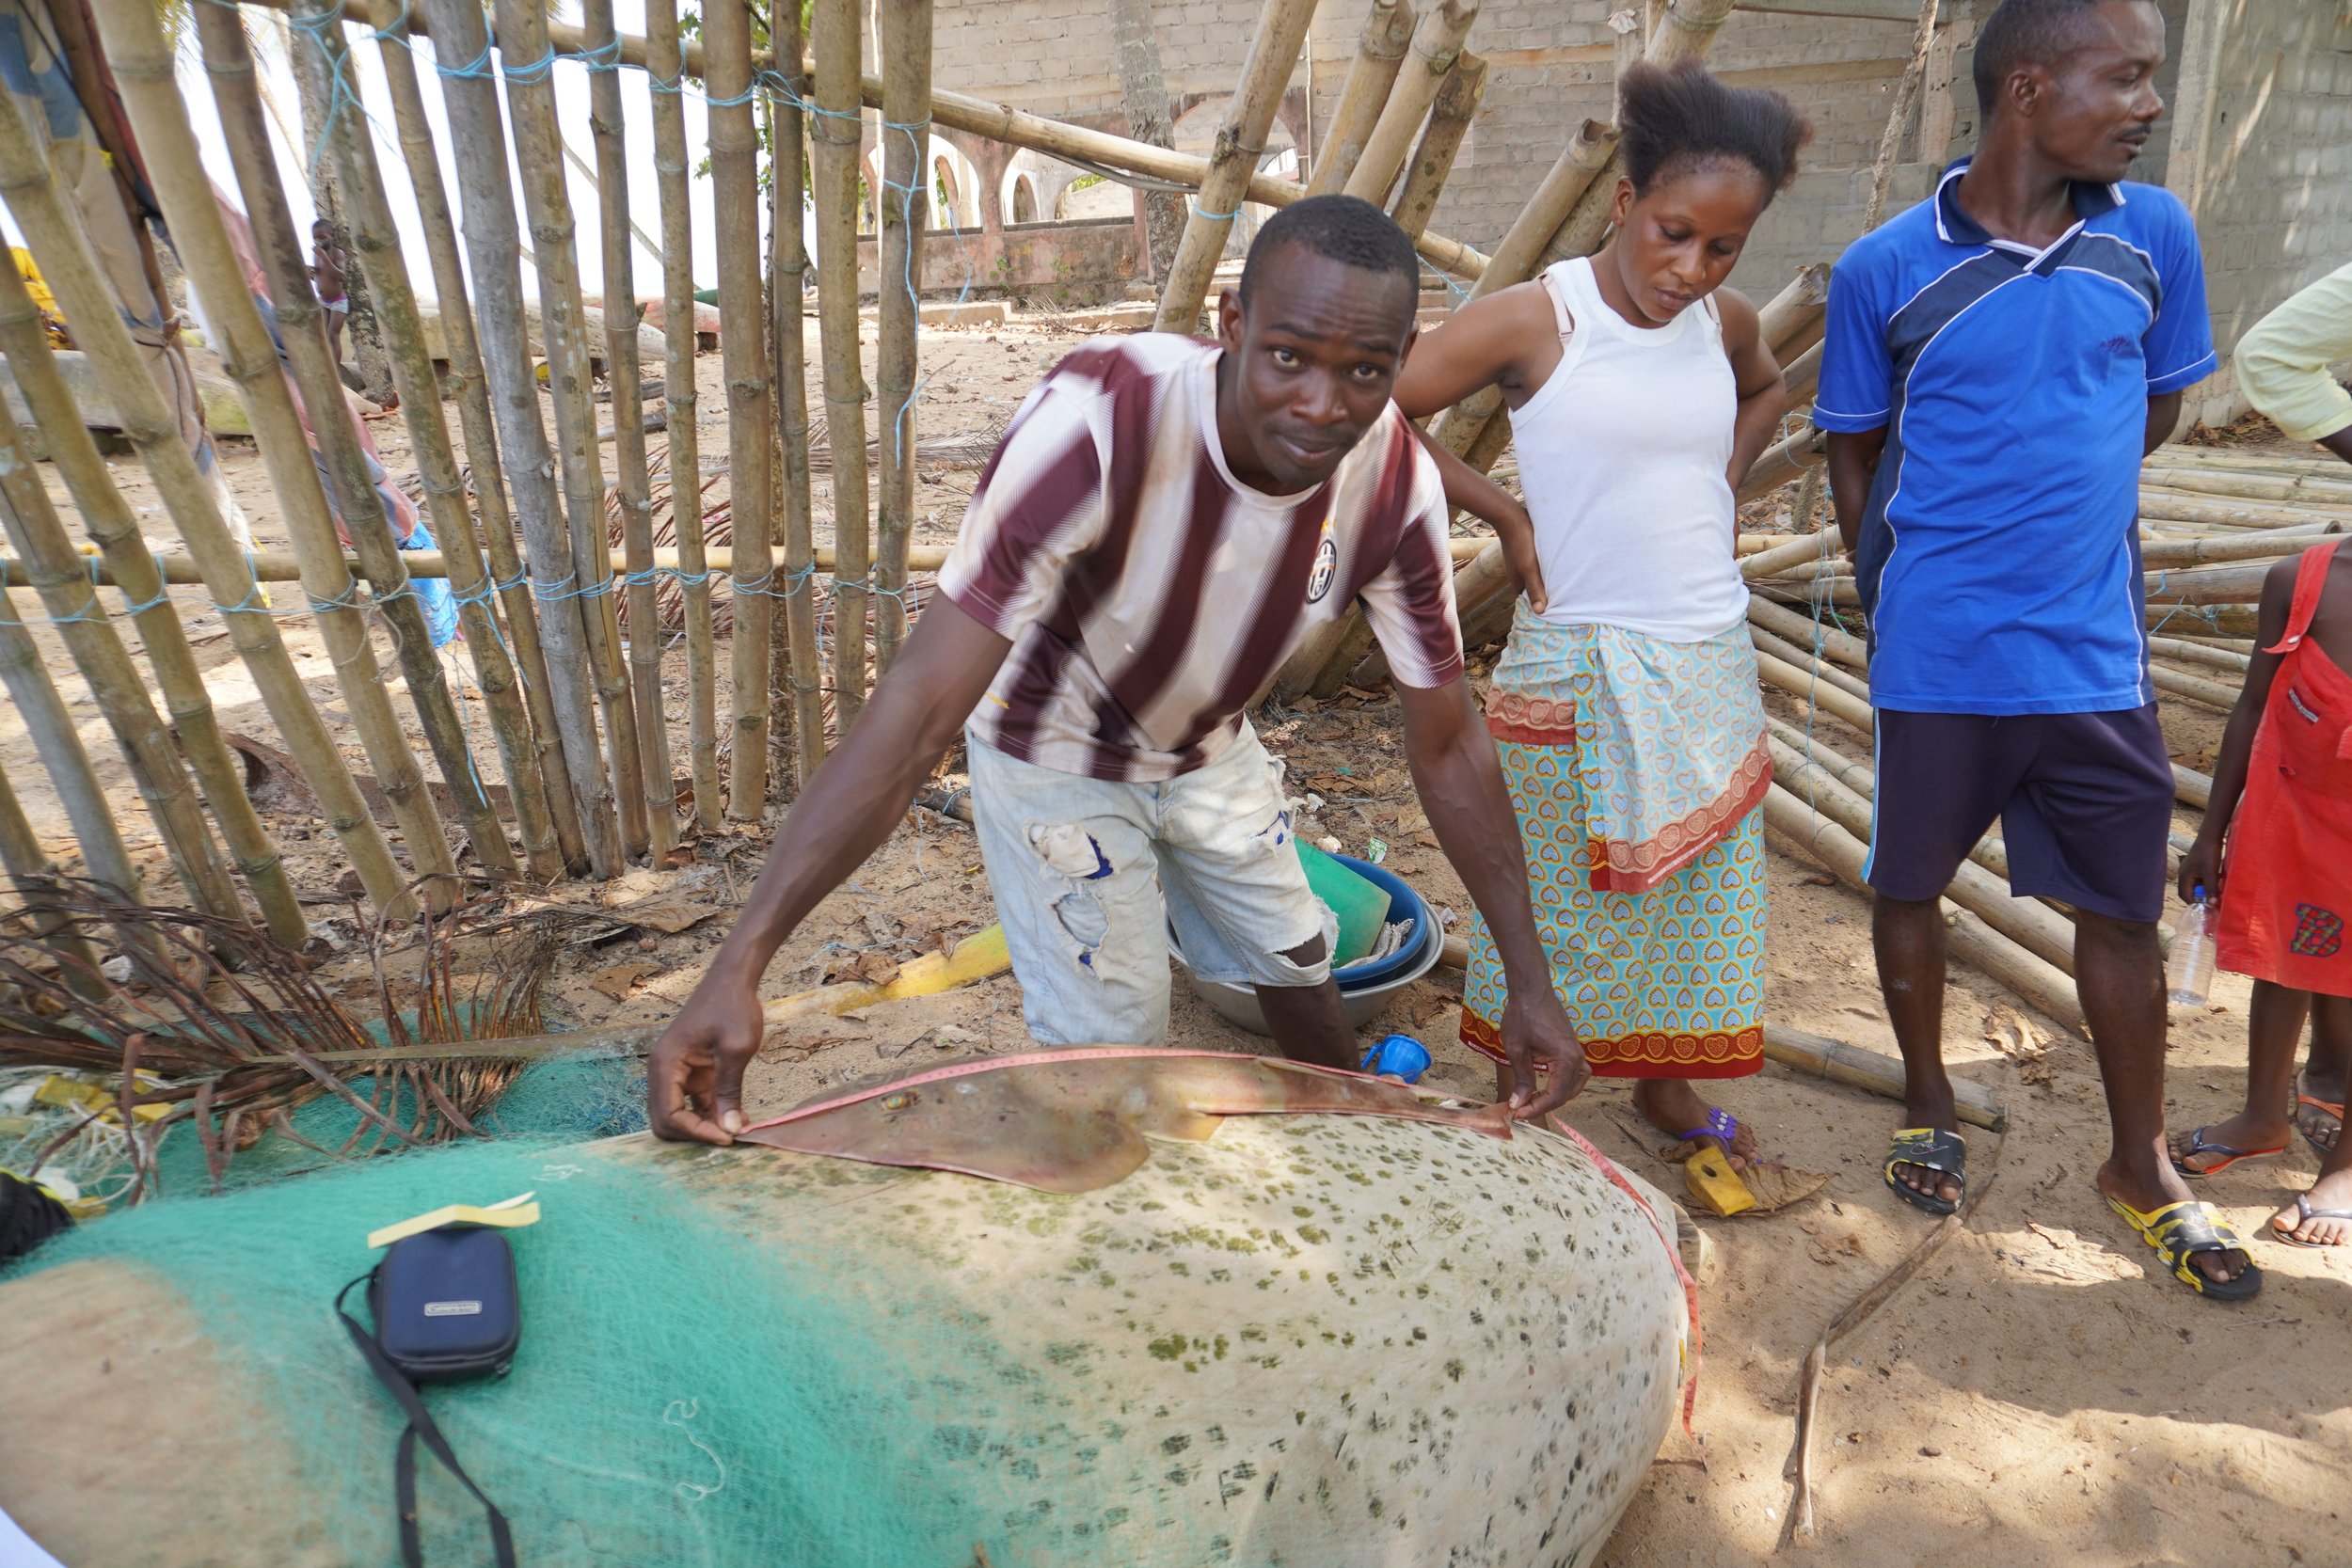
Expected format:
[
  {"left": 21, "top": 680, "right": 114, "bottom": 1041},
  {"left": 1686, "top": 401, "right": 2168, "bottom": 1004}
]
[{"left": 1884, "top": 1127, "right": 1966, "bottom": 1216}]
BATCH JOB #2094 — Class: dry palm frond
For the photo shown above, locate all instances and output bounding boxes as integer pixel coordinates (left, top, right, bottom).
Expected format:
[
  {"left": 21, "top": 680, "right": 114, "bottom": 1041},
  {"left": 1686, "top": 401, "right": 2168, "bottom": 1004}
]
[{"left": 0, "top": 879, "right": 591, "bottom": 1198}]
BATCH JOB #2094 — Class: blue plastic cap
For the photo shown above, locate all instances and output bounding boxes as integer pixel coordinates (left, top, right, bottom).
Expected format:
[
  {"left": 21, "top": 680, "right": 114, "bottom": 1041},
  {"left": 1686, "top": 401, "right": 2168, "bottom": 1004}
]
[{"left": 1360, "top": 1034, "right": 1431, "bottom": 1083}]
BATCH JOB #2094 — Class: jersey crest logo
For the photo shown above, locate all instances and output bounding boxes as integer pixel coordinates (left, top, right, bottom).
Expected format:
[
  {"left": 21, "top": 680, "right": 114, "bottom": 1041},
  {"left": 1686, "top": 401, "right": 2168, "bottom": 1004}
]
[{"left": 1305, "top": 527, "right": 1338, "bottom": 604}]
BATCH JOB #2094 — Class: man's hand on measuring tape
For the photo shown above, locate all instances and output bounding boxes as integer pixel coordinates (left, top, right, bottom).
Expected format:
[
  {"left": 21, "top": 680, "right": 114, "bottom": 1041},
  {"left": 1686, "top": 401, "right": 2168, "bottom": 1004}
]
[{"left": 648, "top": 965, "right": 764, "bottom": 1146}]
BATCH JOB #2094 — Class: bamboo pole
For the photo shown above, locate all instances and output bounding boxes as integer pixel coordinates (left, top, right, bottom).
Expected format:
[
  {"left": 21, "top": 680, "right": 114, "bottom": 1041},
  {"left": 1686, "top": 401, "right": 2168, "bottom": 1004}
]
[
  {"left": 1750, "top": 625, "right": 1870, "bottom": 703},
  {"left": 1737, "top": 422, "right": 1828, "bottom": 504},
  {"left": 709, "top": 0, "right": 777, "bottom": 816},
  {"left": 1756, "top": 263, "right": 1833, "bottom": 356},
  {"left": 1859, "top": 0, "right": 1942, "bottom": 233},
  {"left": 1152, "top": 0, "right": 1320, "bottom": 333},
  {"left": 2139, "top": 465, "right": 2352, "bottom": 505},
  {"left": 814, "top": 0, "right": 880, "bottom": 737},
  {"left": 0, "top": 747, "right": 106, "bottom": 995},
  {"left": 2149, "top": 662, "right": 2241, "bottom": 712},
  {"left": 0, "top": 262, "right": 298, "bottom": 939},
  {"left": 874, "top": 0, "right": 935, "bottom": 680},
  {"left": 1343, "top": 1, "right": 1478, "bottom": 209},
  {"left": 2138, "top": 530, "right": 2341, "bottom": 566},
  {"left": 372, "top": 26, "right": 588, "bottom": 873},
  {"left": 770, "top": 0, "right": 824, "bottom": 792},
  {"left": 171, "top": 0, "right": 474, "bottom": 901},
  {"left": 1390, "top": 50, "right": 1486, "bottom": 239},
  {"left": 2137, "top": 492, "right": 2350, "bottom": 530},
  {"left": 1748, "top": 594, "right": 1869, "bottom": 670},
  {"left": 810, "top": 0, "right": 869, "bottom": 738},
  {"left": 1756, "top": 645, "right": 1875, "bottom": 735},
  {"left": 644, "top": 0, "right": 721, "bottom": 830},
  {"left": 0, "top": 410, "right": 239, "bottom": 921},
  {"left": 765, "top": 91, "right": 789, "bottom": 782},
  {"left": 1764, "top": 784, "right": 2086, "bottom": 1033},
  {"left": 0, "top": 88, "right": 398, "bottom": 928},
  {"left": 233, "top": 0, "right": 1503, "bottom": 280},
  {"left": 1764, "top": 1023, "right": 2005, "bottom": 1133},
  {"left": 581, "top": 0, "right": 677, "bottom": 862},
  {"left": 1740, "top": 526, "right": 1841, "bottom": 582},
  {"left": 1305, "top": 0, "right": 1416, "bottom": 198},
  {"left": 2148, "top": 634, "right": 2251, "bottom": 674},
  {"left": 418, "top": 0, "right": 625, "bottom": 876},
  {"left": 0, "top": 579, "right": 146, "bottom": 911},
  {"left": 495, "top": 0, "right": 651, "bottom": 861}
]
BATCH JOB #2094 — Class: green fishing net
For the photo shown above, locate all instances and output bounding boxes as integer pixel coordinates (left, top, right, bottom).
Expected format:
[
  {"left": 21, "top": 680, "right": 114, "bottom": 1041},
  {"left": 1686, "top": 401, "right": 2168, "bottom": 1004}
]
[{"left": 8, "top": 1134, "right": 1039, "bottom": 1566}]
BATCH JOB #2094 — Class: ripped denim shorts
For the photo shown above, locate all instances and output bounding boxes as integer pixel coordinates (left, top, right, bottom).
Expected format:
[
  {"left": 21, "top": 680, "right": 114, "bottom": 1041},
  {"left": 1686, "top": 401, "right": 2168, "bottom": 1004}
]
[{"left": 964, "top": 724, "right": 1334, "bottom": 1047}]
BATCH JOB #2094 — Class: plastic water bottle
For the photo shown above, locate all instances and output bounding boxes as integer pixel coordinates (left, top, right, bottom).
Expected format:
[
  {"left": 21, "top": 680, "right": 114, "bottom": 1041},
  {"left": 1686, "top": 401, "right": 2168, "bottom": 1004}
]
[
  {"left": 2167, "top": 890, "right": 2217, "bottom": 1006},
  {"left": 1360, "top": 1034, "right": 1431, "bottom": 1083}
]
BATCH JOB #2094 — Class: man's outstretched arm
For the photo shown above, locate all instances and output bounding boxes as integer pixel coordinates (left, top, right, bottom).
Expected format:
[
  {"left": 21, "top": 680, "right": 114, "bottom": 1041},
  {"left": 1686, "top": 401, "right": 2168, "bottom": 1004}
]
[
  {"left": 649, "top": 599, "right": 1013, "bottom": 1143},
  {"left": 1394, "top": 675, "right": 1590, "bottom": 1118}
]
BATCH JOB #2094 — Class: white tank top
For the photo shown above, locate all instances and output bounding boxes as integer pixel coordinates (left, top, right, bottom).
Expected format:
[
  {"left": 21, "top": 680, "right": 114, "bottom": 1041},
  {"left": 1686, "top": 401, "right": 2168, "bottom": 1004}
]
[{"left": 1506, "top": 257, "right": 1747, "bottom": 641}]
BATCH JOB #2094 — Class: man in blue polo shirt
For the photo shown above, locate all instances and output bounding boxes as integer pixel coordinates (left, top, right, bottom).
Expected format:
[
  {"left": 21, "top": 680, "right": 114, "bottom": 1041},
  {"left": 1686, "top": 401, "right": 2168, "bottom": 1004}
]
[{"left": 1818, "top": 0, "right": 2256, "bottom": 1298}]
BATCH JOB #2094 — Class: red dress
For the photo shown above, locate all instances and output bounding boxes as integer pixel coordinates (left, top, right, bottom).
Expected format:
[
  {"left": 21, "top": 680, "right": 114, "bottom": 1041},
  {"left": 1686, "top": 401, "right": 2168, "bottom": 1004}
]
[{"left": 2215, "top": 540, "right": 2352, "bottom": 996}]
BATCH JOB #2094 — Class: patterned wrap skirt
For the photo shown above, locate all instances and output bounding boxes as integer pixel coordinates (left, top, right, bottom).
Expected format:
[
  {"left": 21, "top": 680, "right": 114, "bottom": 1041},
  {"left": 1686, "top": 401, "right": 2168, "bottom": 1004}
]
[{"left": 1459, "top": 607, "right": 1771, "bottom": 1079}]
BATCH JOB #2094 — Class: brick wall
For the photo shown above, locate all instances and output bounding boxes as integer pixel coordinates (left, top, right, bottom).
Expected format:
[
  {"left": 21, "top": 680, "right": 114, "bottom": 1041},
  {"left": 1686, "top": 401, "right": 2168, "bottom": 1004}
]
[
  {"left": 2164, "top": 0, "right": 2352, "bottom": 426},
  {"left": 921, "top": 0, "right": 2352, "bottom": 417}
]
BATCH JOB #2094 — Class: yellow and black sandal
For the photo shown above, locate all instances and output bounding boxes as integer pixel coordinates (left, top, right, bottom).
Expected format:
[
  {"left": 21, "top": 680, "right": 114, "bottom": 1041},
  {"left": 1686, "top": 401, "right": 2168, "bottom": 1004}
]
[
  {"left": 2105, "top": 1195, "right": 2263, "bottom": 1302},
  {"left": 1884, "top": 1127, "right": 1965, "bottom": 1215}
]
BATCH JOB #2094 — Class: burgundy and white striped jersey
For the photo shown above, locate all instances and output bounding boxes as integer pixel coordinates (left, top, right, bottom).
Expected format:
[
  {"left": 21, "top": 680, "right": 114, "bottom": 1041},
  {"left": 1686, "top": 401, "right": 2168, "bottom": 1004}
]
[{"left": 939, "top": 335, "right": 1462, "bottom": 783}]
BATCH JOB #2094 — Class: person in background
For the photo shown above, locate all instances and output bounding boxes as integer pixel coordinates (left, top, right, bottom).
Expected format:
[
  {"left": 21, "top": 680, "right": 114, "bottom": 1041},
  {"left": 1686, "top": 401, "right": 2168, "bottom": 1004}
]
[
  {"left": 2164, "top": 261, "right": 2352, "bottom": 1213},
  {"left": 1817, "top": 0, "right": 2257, "bottom": 1297},
  {"left": 312, "top": 217, "right": 352, "bottom": 379},
  {"left": 1389, "top": 58, "right": 1804, "bottom": 1164}
]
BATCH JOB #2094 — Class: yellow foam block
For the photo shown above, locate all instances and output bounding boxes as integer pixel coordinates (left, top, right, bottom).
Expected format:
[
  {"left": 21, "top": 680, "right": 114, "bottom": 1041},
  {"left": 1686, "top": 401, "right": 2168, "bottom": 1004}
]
[
  {"left": 367, "top": 1191, "right": 542, "bottom": 1249},
  {"left": 761, "top": 924, "right": 1012, "bottom": 1025},
  {"left": 1683, "top": 1148, "right": 1756, "bottom": 1218}
]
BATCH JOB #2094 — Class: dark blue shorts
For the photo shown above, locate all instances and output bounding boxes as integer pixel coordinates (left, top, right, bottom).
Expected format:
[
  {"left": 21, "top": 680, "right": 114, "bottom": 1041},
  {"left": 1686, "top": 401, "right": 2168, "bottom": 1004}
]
[{"left": 1864, "top": 705, "right": 2173, "bottom": 924}]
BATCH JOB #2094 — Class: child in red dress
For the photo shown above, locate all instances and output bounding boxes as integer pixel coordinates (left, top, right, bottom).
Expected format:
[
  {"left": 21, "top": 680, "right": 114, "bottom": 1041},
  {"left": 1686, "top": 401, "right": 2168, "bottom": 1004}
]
[{"left": 2174, "top": 538, "right": 2352, "bottom": 1243}]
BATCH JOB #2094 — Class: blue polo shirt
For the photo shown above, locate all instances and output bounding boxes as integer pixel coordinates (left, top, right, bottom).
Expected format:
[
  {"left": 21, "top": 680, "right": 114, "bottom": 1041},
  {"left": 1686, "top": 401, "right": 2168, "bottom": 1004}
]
[{"left": 1814, "top": 162, "right": 2217, "bottom": 715}]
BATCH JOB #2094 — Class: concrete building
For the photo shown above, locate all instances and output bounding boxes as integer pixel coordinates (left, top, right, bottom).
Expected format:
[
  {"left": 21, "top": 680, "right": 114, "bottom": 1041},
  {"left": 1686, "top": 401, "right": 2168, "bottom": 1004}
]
[{"left": 894, "top": 0, "right": 2351, "bottom": 427}]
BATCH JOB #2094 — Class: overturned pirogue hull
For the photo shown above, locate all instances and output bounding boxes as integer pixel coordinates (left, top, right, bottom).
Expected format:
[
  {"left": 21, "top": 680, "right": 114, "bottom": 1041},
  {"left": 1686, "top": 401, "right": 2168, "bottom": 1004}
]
[{"left": 0, "top": 1051, "right": 1687, "bottom": 1567}]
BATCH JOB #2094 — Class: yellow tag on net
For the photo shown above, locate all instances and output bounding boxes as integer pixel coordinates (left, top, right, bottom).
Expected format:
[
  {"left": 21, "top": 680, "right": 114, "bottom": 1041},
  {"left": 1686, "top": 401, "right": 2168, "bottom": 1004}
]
[{"left": 367, "top": 1191, "right": 542, "bottom": 1250}]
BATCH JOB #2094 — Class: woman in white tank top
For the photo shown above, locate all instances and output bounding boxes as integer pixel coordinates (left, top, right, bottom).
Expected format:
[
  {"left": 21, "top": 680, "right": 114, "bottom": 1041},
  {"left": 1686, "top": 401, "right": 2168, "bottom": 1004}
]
[{"left": 1393, "top": 60, "right": 1808, "bottom": 1162}]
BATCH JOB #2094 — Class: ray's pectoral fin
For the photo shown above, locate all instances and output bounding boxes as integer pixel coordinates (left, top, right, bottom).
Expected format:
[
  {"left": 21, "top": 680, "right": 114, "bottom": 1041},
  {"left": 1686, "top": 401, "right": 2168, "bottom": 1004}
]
[
  {"left": 735, "top": 1069, "right": 1160, "bottom": 1195},
  {"left": 735, "top": 1051, "right": 1510, "bottom": 1194}
]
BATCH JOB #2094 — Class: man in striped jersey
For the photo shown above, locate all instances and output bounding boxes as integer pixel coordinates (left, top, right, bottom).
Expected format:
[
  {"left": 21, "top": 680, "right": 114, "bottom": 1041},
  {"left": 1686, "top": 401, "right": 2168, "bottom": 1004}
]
[{"left": 651, "top": 197, "right": 1587, "bottom": 1144}]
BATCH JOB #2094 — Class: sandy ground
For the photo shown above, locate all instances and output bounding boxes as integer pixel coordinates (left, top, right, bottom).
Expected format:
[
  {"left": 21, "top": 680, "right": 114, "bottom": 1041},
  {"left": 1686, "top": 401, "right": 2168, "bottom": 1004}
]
[{"left": 7, "top": 315, "right": 2349, "bottom": 1565}]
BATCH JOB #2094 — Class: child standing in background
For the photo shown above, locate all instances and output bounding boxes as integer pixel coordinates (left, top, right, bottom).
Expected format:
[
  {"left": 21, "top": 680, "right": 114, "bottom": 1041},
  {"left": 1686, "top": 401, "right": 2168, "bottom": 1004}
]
[{"left": 2173, "top": 539, "right": 2352, "bottom": 1243}]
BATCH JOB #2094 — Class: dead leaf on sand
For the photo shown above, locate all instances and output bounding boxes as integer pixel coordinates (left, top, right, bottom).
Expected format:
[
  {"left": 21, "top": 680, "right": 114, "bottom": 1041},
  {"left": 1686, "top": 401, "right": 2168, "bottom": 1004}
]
[
  {"left": 606, "top": 895, "right": 725, "bottom": 935},
  {"left": 590, "top": 961, "right": 662, "bottom": 1001},
  {"left": 1808, "top": 1232, "right": 1867, "bottom": 1265},
  {"left": 1743, "top": 1163, "right": 1834, "bottom": 1213},
  {"left": 1983, "top": 1007, "right": 2053, "bottom": 1085}
]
